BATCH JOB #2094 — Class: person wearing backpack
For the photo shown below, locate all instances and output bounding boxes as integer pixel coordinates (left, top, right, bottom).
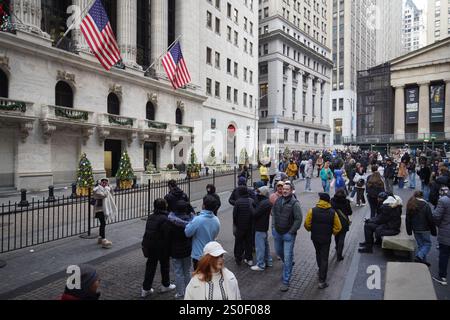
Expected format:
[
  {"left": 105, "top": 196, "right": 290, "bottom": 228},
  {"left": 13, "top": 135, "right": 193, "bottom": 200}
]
[
  {"left": 141, "top": 199, "right": 176, "bottom": 298},
  {"left": 331, "top": 189, "right": 352, "bottom": 261},
  {"left": 353, "top": 166, "right": 367, "bottom": 207}
]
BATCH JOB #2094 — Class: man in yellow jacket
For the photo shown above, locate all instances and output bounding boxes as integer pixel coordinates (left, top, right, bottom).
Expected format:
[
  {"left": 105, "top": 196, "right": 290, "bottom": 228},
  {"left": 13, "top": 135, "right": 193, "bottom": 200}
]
[
  {"left": 285, "top": 159, "right": 298, "bottom": 183},
  {"left": 304, "top": 193, "right": 342, "bottom": 289}
]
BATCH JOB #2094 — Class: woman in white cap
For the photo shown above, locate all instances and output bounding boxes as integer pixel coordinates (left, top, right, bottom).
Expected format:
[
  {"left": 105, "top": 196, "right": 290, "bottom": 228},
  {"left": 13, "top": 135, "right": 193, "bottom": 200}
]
[
  {"left": 93, "top": 178, "right": 117, "bottom": 248},
  {"left": 184, "top": 241, "right": 241, "bottom": 300}
]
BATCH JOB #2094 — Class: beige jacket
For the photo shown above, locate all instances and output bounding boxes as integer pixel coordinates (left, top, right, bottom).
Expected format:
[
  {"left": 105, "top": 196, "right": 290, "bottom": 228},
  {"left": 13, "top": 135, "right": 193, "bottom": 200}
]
[{"left": 184, "top": 268, "right": 241, "bottom": 300}]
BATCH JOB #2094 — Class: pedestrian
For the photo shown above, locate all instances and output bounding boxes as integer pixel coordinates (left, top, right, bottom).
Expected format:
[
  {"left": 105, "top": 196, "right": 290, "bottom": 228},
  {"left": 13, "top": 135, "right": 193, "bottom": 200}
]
[
  {"left": 316, "top": 155, "right": 324, "bottom": 178},
  {"left": 305, "top": 159, "right": 314, "bottom": 192},
  {"left": 272, "top": 183, "right": 303, "bottom": 292},
  {"left": 353, "top": 167, "right": 367, "bottom": 207},
  {"left": 384, "top": 158, "right": 396, "bottom": 194},
  {"left": 406, "top": 191, "right": 436, "bottom": 267},
  {"left": 334, "top": 167, "right": 346, "bottom": 193},
  {"left": 408, "top": 158, "right": 417, "bottom": 189},
  {"left": 397, "top": 161, "right": 407, "bottom": 189},
  {"left": 141, "top": 198, "right": 176, "bottom": 298},
  {"left": 93, "top": 178, "right": 117, "bottom": 249},
  {"left": 359, "top": 193, "right": 403, "bottom": 254},
  {"left": 286, "top": 159, "right": 298, "bottom": 183},
  {"left": 229, "top": 176, "right": 256, "bottom": 206},
  {"left": 206, "top": 184, "right": 221, "bottom": 216},
  {"left": 61, "top": 264, "right": 101, "bottom": 300},
  {"left": 268, "top": 161, "right": 277, "bottom": 188},
  {"left": 432, "top": 187, "right": 450, "bottom": 286},
  {"left": 185, "top": 195, "right": 221, "bottom": 270},
  {"left": 331, "top": 189, "right": 352, "bottom": 261},
  {"left": 184, "top": 241, "right": 241, "bottom": 300},
  {"left": 320, "top": 161, "right": 333, "bottom": 193},
  {"left": 270, "top": 181, "right": 285, "bottom": 205},
  {"left": 417, "top": 161, "right": 432, "bottom": 201},
  {"left": 259, "top": 163, "right": 269, "bottom": 186},
  {"left": 366, "top": 167, "right": 385, "bottom": 218},
  {"left": 165, "top": 180, "right": 195, "bottom": 214},
  {"left": 304, "top": 193, "right": 342, "bottom": 289},
  {"left": 233, "top": 186, "right": 255, "bottom": 266},
  {"left": 251, "top": 186, "right": 273, "bottom": 271},
  {"left": 166, "top": 200, "right": 195, "bottom": 299}
]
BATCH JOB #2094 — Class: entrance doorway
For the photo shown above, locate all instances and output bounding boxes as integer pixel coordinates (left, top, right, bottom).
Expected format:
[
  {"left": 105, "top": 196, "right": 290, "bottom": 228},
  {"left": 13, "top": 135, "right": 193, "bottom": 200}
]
[
  {"left": 227, "top": 125, "right": 236, "bottom": 164},
  {"left": 104, "top": 139, "right": 122, "bottom": 178},
  {"left": 144, "top": 142, "right": 157, "bottom": 169}
]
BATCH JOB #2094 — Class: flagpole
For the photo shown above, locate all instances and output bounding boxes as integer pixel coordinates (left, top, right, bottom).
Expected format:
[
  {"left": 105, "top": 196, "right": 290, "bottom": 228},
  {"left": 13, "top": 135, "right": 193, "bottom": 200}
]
[
  {"left": 144, "top": 34, "right": 183, "bottom": 74},
  {"left": 55, "top": 0, "right": 96, "bottom": 48}
]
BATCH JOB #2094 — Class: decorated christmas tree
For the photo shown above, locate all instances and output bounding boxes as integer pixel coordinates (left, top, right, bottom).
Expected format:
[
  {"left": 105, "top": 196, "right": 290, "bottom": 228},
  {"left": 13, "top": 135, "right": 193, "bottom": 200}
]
[
  {"left": 76, "top": 153, "right": 95, "bottom": 196},
  {"left": 0, "top": 2, "right": 13, "bottom": 32},
  {"left": 188, "top": 148, "right": 200, "bottom": 177},
  {"left": 116, "top": 151, "right": 135, "bottom": 189},
  {"left": 239, "top": 148, "right": 249, "bottom": 165},
  {"left": 207, "top": 146, "right": 217, "bottom": 165}
]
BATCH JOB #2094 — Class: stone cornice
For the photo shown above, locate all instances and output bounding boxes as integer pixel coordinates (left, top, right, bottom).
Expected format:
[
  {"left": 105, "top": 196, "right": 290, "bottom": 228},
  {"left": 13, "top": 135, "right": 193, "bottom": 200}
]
[
  {"left": 259, "top": 117, "right": 331, "bottom": 132},
  {"left": 0, "top": 33, "right": 207, "bottom": 104}
]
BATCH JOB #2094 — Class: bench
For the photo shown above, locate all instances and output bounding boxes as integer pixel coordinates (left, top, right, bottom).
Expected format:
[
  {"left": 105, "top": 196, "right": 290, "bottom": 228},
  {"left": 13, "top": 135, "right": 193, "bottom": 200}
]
[
  {"left": 384, "top": 262, "right": 437, "bottom": 300},
  {"left": 382, "top": 216, "right": 416, "bottom": 258}
]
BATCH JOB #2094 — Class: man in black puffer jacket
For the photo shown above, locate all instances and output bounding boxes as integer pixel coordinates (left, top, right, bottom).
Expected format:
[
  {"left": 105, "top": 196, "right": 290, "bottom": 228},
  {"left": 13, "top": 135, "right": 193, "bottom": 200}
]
[
  {"left": 165, "top": 200, "right": 194, "bottom": 299},
  {"left": 233, "top": 186, "right": 255, "bottom": 266},
  {"left": 164, "top": 180, "right": 195, "bottom": 214},
  {"left": 251, "top": 186, "right": 273, "bottom": 271}
]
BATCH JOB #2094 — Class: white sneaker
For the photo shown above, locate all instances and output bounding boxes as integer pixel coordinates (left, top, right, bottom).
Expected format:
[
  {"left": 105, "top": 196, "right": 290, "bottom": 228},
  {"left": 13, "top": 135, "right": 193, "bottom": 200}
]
[
  {"left": 174, "top": 293, "right": 184, "bottom": 299},
  {"left": 251, "top": 265, "right": 265, "bottom": 271},
  {"left": 101, "top": 239, "right": 112, "bottom": 249},
  {"left": 141, "top": 288, "right": 154, "bottom": 298},
  {"left": 159, "top": 284, "right": 176, "bottom": 293},
  {"left": 244, "top": 259, "right": 253, "bottom": 266}
]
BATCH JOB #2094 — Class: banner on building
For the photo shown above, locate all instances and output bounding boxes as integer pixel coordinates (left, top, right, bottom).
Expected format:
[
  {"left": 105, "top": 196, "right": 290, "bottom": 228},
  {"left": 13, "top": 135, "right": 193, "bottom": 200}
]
[
  {"left": 405, "top": 87, "right": 419, "bottom": 124},
  {"left": 430, "top": 84, "right": 445, "bottom": 123}
]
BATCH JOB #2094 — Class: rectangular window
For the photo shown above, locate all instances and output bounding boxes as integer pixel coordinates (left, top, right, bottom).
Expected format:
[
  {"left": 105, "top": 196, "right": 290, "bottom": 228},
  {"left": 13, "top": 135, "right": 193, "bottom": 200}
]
[
  {"left": 250, "top": 71, "right": 253, "bottom": 84},
  {"left": 215, "top": 52, "right": 220, "bottom": 68},
  {"left": 264, "top": 7, "right": 269, "bottom": 17},
  {"left": 339, "top": 98, "right": 343, "bottom": 110},
  {"left": 234, "top": 31, "right": 239, "bottom": 46},
  {"left": 227, "top": 86, "right": 231, "bottom": 101},
  {"left": 305, "top": 132, "right": 310, "bottom": 144},
  {"left": 215, "top": 0, "right": 220, "bottom": 9},
  {"left": 211, "top": 118, "right": 216, "bottom": 129},
  {"left": 249, "top": 95, "right": 253, "bottom": 108},
  {"left": 215, "top": 17, "right": 221, "bottom": 34},
  {"left": 284, "top": 129, "right": 289, "bottom": 142},
  {"left": 244, "top": 38, "right": 248, "bottom": 52},
  {"left": 206, "top": 47, "right": 212, "bottom": 64},
  {"left": 244, "top": 67, "right": 248, "bottom": 82},
  {"left": 314, "top": 133, "right": 318, "bottom": 145},
  {"left": 250, "top": 42, "right": 253, "bottom": 55},
  {"left": 234, "top": 89, "right": 238, "bottom": 104},
  {"left": 207, "top": 11, "right": 212, "bottom": 28},
  {"left": 227, "top": 3, "right": 232, "bottom": 18},
  {"left": 206, "top": 78, "right": 212, "bottom": 95},
  {"left": 234, "top": 62, "right": 238, "bottom": 77},
  {"left": 244, "top": 93, "right": 248, "bottom": 107},
  {"left": 215, "top": 81, "right": 220, "bottom": 97},
  {"left": 295, "top": 131, "right": 299, "bottom": 143},
  {"left": 227, "top": 58, "right": 231, "bottom": 73},
  {"left": 234, "top": 8, "right": 239, "bottom": 23},
  {"left": 227, "top": 26, "right": 232, "bottom": 41}
]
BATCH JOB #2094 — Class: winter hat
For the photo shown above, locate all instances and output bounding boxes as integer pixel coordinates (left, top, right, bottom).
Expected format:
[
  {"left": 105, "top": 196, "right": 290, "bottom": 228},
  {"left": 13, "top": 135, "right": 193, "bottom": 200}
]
[
  {"left": 254, "top": 181, "right": 266, "bottom": 189},
  {"left": 319, "top": 193, "right": 331, "bottom": 202},
  {"left": 238, "top": 176, "right": 247, "bottom": 186},
  {"left": 258, "top": 186, "right": 270, "bottom": 197}
]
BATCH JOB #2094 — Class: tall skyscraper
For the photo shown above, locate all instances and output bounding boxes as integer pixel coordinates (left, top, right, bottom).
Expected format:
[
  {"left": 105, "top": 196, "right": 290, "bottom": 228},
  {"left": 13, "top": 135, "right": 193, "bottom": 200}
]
[
  {"left": 427, "top": 0, "right": 450, "bottom": 44},
  {"left": 330, "top": 0, "right": 377, "bottom": 145},
  {"left": 376, "top": 0, "right": 405, "bottom": 64},
  {"left": 403, "top": 0, "right": 427, "bottom": 52},
  {"left": 258, "top": 0, "right": 333, "bottom": 155}
]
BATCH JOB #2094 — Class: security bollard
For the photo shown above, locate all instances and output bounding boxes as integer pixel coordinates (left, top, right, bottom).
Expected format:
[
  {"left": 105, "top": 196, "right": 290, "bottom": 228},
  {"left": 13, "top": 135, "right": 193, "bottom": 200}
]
[
  {"left": 47, "top": 185, "right": 56, "bottom": 202},
  {"left": 18, "top": 189, "right": 29, "bottom": 207},
  {"left": 70, "top": 183, "right": 77, "bottom": 199}
]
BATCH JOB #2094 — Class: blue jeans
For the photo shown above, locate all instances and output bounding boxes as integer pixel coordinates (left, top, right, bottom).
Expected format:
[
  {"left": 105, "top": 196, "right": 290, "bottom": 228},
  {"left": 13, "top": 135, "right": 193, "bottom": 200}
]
[
  {"left": 421, "top": 182, "right": 430, "bottom": 201},
  {"left": 409, "top": 172, "right": 416, "bottom": 189},
  {"left": 398, "top": 177, "right": 405, "bottom": 189},
  {"left": 305, "top": 177, "right": 312, "bottom": 191},
  {"left": 321, "top": 179, "right": 330, "bottom": 193},
  {"left": 272, "top": 229, "right": 296, "bottom": 285},
  {"left": 414, "top": 231, "right": 432, "bottom": 262},
  {"left": 438, "top": 243, "right": 450, "bottom": 278},
  {"left": 172, "top": 257, "right": 192, "bottom": 297},
  {"left": 255, "top": 231, "right": 273, "bottom": 269}
]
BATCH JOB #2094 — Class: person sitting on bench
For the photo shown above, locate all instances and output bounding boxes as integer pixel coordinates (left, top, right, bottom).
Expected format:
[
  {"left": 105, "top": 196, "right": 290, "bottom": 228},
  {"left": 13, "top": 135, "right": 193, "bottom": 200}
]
[{"left": 359, "top": 192, "right": 403, "bottom": 254}]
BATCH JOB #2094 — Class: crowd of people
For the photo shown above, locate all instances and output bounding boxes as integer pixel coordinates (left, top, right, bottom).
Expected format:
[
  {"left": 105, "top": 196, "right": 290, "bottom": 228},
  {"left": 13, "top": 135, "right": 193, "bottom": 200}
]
[{"left": 61, "top": 147, "right": 450, "bottom": 300}]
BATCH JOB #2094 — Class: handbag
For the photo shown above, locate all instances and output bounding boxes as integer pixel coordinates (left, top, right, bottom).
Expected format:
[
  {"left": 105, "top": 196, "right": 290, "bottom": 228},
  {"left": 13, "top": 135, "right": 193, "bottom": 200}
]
[{"left": 336, "top": 209, "right": 352, "bottom": 226}]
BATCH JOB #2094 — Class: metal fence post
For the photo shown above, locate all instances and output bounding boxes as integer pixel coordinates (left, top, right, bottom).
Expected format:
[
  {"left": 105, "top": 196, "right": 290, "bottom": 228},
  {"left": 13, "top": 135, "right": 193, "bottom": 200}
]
[
  {"left": 19, "top": 189, "right": 29, "bottom": 207},
  {"left": 80, "top": 187, "right": 97, "bottom": 239},
  {"left": 147, "top": 179, "right": 151, "bottom": 216},
  {"left": 213, "top": 169, "right": 216, "bottom": 187},
  {"left": 188, "top": 174, "right": 191, "bottom": 200},
  {"left": 46, "top": 186, "right": 56, "bottom": 202}
]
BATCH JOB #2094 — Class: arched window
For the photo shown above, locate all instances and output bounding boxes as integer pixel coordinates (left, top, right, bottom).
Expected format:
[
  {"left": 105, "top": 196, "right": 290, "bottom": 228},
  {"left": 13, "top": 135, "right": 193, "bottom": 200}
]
[
  {"left": 175, "top": 108, "right": 183, "bottom": 125},
  {"left": 107, "top": 93, "right": 120, "bottom": 115},
  {"left": 0, "top": 69, "right": 8, "bottom": 98},
  {"left": 55, "top": 81, "right": 73, "bottom": 108},
  {"left": 146, "top": 102, "right": 155, "bottom": 121}
]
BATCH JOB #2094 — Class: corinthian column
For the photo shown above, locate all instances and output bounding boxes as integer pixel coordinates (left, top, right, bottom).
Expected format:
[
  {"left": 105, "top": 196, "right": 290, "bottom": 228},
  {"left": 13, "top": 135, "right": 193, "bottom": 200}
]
[
  {"left": 73, "top": 0, "right": 90, "bottom": 53},
  {"left": 10, "top": 0, "right": 44, "bottom": 35},
  {"left": 117, "top": 0, "right": 138, "bottom": 68},
  {"left": 151, "top": 0, "right": 168, "bottom": 73}
]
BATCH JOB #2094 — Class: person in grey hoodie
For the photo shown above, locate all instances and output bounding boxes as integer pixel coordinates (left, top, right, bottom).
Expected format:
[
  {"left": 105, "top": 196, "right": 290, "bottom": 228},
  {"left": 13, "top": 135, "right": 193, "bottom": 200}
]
[
  {"left": 432, "top": 187, "right": 450, "bottom": 286},
  {"left": 185, "top": 195, "right": 221, "bottom": 271},
  {"left": 304, "top": 159, "right": 314, "bottom": 192}
]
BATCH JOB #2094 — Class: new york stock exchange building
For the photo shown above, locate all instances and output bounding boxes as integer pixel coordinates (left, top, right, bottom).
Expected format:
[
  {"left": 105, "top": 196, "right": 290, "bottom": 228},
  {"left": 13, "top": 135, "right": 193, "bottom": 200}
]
[{"left": 0, "top": 0, "right": 259, "bottom": 191}]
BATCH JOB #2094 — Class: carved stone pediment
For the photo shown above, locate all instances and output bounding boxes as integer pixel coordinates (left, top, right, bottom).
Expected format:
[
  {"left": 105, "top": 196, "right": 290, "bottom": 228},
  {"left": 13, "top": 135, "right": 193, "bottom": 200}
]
[
  {"left": 147, "top": 93, "right": 158, "bottom": 104},
  {"left": 109, "top": 84, "right": 123, "bottom": 100},
  {"left": 177, "top": 100, "right": 185, "bottom": 111},
  {"left": 57, "top": 70, "right": 76, "bottom": 85}
]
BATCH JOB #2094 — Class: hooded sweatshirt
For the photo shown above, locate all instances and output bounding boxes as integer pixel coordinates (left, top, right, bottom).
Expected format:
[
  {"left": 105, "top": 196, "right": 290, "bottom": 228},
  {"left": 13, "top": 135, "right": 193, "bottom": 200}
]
[
  {"left": 304, "top": 200, "right": 342, "bottom": 244},
  {"left": 185, "top": 210, "right": 220, "bottom": 260}
]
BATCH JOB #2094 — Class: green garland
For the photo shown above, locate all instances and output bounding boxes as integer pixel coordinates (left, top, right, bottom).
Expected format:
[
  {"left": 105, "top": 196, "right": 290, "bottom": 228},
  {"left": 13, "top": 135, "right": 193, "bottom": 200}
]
[
  {"left": 0, "top": 102, "right": 26, "bottom": 113},
  {"left": 148, "top": 121, "right": 167, "bottom": 130},
  {"left": 55, "top": 107, "right": 88, "bottom": 121},
  {"left": 109, "top": 115, "right": 133, "bottom": 126}
]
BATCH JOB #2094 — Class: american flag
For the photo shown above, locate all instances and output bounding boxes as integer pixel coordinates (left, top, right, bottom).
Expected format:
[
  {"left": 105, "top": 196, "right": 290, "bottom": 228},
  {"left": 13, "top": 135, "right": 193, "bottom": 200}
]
[
  {"left": 80, "top": 0, "right": 122, "bottom": 70},
  {"left": 161, "top": 41, "right": 191, "bottom": 89}
]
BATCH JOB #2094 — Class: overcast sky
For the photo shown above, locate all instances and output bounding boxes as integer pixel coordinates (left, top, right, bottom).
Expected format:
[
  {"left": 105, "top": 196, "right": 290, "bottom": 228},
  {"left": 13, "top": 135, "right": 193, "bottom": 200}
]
[{"left": 413, "top": 0, "right": 428, "bottom": 11}]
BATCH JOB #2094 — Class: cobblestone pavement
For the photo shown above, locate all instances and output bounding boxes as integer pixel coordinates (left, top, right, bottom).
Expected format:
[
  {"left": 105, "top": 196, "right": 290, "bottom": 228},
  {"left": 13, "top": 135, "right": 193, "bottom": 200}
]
[{"left": 1, "top": 178, "right": 448, "bottom": 300}]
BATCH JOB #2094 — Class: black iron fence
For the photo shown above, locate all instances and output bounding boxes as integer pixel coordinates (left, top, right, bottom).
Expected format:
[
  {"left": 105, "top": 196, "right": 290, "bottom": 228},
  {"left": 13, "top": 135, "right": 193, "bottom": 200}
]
[{"left": 0, "top": 168, "right": 259, "bottom": 254}]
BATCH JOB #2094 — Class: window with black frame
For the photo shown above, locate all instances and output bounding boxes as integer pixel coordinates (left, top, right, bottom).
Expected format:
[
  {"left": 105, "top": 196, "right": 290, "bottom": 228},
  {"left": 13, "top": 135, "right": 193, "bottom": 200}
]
[
  {"left": 55, "top": 81, "right": 74, "bottom": 108},
  {"left": 137, "top": 0, "right": 151, "bottom": 68},
  {"left": 0, "top": 69, "right": 8, "bottom": 98},
  {"left": 41, "top": 0, "right": 72, "bottom": 47},
  {"left": 107, "top": 93, "right": 120, "bottom": 115}
]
